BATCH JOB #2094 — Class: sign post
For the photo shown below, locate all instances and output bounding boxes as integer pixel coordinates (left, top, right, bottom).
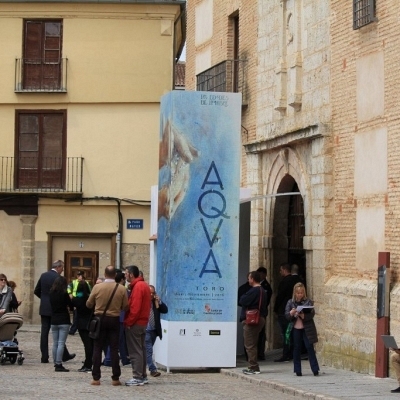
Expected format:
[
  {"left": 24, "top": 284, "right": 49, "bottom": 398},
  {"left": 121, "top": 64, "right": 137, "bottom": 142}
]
[{"left": 375, "top": 251, "right": 390, "bottom": 378}]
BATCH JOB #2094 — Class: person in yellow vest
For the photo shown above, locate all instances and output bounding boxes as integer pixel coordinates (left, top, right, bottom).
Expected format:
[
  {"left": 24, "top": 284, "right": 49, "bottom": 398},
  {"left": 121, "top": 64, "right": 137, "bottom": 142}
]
[{"left": 68, "top": 271, "right": 91, "bottom": 335}]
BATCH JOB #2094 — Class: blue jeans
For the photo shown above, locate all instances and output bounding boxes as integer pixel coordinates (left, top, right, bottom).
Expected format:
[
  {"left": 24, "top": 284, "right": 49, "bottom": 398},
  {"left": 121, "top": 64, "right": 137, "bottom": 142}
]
[
  {"left": 145, "top": 329, "right": 158, "bottom": 372},
  {"left": 292, "top": 328, "right": 319, "bottom": 374},
  {"left": 51, "top": 324, "right": 69, "bottom": 364}
]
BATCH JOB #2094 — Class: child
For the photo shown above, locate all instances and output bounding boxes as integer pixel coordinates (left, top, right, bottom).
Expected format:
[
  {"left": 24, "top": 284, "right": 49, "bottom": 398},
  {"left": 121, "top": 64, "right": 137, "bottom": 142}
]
[{"left": 285, "top": 282, "right": 319, "bottom": 376}]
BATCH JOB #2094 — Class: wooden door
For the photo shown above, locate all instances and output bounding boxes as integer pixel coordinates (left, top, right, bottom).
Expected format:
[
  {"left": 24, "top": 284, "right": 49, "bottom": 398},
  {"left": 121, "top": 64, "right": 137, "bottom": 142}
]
[{"left": 65, "top": 251, "right": 98, "bottom": 287}]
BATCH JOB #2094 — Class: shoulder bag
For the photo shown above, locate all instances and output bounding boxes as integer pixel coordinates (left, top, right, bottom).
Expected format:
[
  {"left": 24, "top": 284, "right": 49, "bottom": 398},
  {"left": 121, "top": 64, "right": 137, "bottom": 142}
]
[
  {"left": 88, "top": 283, "right": 119, "bottom": 339},
  {"left": 245, "top": 287, "right": 263, "bottom": 325}
]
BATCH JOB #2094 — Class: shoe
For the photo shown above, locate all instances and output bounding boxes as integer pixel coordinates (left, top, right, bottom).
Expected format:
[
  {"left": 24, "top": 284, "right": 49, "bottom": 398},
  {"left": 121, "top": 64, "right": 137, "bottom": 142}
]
[
  {"left": 55, "top": 364, "right": 69, "bottom": 372},
  {"left": 150, "top": 370, "right": 161, "bottom": 377},
  {"left": 63, "top": 353, "right": 76, "bottom": 362},
  {"left": 391, "top": 387, "right": 400, "bottom": 393},
  {"left": 91, "top": 380, "right": 100, "bottom": 386},
  {"left": 41, "top": 358, "right": 49, "bottom": 363},
  {"left": 103, "top": 362, "right": 111, "bottom": 367},
  {"left": 296, "top": 372, "right": 302, "bottom": 376},
  {"left": 78, "top": 367, "right": 92, "bottom": 372},
  {"left": 112, "top": 380, "right": 122, "bottom": 386},
  {"left": 242, "top": 368, "right": 260, "bottom": 375},
  {"left": 274, "top": 357, "right": 290, "bottom": 362},
  {"left": 68, "top": 331, "right": 76, "bottom": 336},
  {"left": 122, "top": 360, "right": 131, "bottom": 366},
  {"left": 143, "top": 377, "right": 149, "bottom": 384},
  {"left": 125, "top": 378, "right": 145, "bottom": 386},
  {"left": 313, "top": 371, "right": 319, "bottom": 376}
]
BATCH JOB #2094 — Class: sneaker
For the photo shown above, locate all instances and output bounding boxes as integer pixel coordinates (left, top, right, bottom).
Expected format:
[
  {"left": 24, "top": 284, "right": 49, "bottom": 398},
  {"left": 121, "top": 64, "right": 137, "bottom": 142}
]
[
  {"left": 242, "top": 368, "right": 260, "bottom": 375},
  {"left": 143, "top": 377, "right": 149, "bottom": 384},
  {"left": 78, "top": 367, "right": 92, "bottom": 372},
  {"left": 125, "top": 378, "right": 144, "bottom": 386},
  {"left": 150, "top": 370, "right": 161, "bottom": 377}
]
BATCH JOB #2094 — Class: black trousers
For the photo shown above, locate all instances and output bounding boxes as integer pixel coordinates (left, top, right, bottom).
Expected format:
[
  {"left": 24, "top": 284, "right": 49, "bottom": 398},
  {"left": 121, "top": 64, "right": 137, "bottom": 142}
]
[
  {"left": 78, "top": 328, "right": 93, "bottom": 369},
  {"left": 40, "top": 315, "right": 71, "bottom": 361}
]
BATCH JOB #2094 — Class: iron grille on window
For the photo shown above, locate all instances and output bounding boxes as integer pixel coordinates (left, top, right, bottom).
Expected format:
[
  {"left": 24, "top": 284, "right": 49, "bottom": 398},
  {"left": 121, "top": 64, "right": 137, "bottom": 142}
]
[
  {"left": 196, "top": 59, "right": 247, "bottom": 104},
  {"left": 353, "top": 0, "right": 376, "bottom": 29}
]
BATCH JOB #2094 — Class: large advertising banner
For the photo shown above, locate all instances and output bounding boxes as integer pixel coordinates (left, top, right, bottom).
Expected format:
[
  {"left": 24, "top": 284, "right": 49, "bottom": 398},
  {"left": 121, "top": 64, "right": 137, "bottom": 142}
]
[{"left": 156, "top": 91, "right": 241, "bottom": 367}]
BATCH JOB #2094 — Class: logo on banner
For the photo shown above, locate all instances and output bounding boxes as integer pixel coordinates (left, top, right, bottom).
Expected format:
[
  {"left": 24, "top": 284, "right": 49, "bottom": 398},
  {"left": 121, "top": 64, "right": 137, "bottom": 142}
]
[
  {"left": 193, "top": 329, "right": 201, "bottom": 337},
  {"left": 179, "top": 329, "right": 186, "bottom": 336},
  {"left": 209, "top": 330, "right": 221, "bottom": 336}
]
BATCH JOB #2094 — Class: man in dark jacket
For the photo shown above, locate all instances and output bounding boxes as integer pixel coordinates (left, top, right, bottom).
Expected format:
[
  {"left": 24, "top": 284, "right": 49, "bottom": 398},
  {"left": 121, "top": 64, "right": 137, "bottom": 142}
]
[
  {"left": 239, "top": 270, "right": 267, "bottom": 375},
  {"left": 256, "top": 267, "right": 273, "bottom": 360},
  {"left": 273, "top": 262, "right": 302, "bottom": 362},
  {"left": 34, "top": 259, "right": 76, "bottom": 364},
  {"left": 145, "top": 285, "right": 168, "bottom": 377}
]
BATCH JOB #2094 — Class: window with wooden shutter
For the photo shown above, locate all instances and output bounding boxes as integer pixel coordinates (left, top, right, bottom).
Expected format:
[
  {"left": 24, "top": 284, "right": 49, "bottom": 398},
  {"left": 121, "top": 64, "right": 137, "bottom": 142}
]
[
  {"left": 23, "top": 20, "right": 62, "bottom": 90},
  {"left": 16, "top": 110, "right": 66, "bottom": 189}
]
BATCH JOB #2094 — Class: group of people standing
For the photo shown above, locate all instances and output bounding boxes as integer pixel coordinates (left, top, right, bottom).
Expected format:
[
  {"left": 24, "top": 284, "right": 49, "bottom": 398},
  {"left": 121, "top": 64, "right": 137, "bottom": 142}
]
[
  {"left": 239, "top": 262, "right": 319, "bottom": 377},
  {"left": 34, "top": 260, "right": 168, "bottom": 387}
]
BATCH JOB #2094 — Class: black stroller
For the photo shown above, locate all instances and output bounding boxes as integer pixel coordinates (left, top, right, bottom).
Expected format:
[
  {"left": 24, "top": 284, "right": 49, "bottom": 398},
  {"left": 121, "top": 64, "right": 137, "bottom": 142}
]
[{"left": 0, "top": 312, "right": 24, "bottom": 365}]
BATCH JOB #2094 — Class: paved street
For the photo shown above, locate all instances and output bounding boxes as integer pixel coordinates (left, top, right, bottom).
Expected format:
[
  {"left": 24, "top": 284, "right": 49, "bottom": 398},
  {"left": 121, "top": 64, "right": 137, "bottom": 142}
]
[{"left": 3, "top": 328, "right": 298, "bottom": 400}]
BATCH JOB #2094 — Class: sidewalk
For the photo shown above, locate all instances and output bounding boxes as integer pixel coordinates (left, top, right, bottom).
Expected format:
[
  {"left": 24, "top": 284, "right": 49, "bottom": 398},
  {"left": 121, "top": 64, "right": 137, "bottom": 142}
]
[
  {"left": 221, "top": 349, "right": 397, "bottom": 400},
  {"left": 20, "top": 325, "right": 396, "bottom": 399}
]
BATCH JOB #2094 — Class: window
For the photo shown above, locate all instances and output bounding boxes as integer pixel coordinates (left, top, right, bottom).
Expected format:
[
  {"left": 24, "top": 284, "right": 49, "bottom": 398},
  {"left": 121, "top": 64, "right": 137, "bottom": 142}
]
[
  {"left": 15, "top": 110, "right": 66, "bottom": 189},
  {"left": 23, "top": 20, "right": 63, "bottom": 90},
  {"left": 353, "top": 0, "right": 376, "bottom": 30}
]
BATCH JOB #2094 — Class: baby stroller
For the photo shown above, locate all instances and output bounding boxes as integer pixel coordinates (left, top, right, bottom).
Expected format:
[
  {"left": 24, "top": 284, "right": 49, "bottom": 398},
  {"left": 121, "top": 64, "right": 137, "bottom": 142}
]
[{"left": 0, "top": 312, "right": 24, "bottom": 365}]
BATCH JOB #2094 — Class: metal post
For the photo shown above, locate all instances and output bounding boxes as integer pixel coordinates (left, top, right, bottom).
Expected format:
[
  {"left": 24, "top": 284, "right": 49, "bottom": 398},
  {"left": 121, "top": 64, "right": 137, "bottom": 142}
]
[{"left": 375, "top": 252, "right": 390, "bottom": 378}]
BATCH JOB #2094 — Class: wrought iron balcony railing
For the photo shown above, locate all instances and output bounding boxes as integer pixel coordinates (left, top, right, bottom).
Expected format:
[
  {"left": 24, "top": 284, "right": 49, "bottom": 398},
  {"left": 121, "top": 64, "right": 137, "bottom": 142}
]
[
  {"left": 0, "top": 157, "right": 83, "bottom": 193},
  {"left": 15, "top": 58, "right": 68, "bottom": 92},
  {"left": 196, "top": 59, "right": 248, "bottom": 104}
]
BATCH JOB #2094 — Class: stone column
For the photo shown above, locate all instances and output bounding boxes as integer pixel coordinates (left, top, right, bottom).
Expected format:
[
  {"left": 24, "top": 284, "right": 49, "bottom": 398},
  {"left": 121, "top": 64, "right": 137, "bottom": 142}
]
[{"left": 20, "top": 215, "right": 37, "bottom": 322}]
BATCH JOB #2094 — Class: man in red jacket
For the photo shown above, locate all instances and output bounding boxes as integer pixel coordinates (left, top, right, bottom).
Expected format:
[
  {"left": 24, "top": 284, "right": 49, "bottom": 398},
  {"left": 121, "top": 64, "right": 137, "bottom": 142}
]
[{"left": 124, "top": 265, "right": 151, "bottom": 386}]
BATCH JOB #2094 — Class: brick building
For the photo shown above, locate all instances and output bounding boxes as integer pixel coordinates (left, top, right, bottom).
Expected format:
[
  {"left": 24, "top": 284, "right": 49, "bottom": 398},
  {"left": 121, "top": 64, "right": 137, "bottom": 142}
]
[{"left": 186, "top": 0, "right": 400, "bottom": 375}]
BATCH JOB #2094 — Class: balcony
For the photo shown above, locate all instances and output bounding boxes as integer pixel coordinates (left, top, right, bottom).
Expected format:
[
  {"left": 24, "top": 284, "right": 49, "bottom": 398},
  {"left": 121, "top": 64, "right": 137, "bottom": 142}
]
[
  {"left": 196, "top": 59, "right": 248, "bottom": 105},
  {"left": 0, "top": 157, "right": 83, "bottom": 197},
  {"left": 15, "top": 58, "right": 68, "bottom": 93}
]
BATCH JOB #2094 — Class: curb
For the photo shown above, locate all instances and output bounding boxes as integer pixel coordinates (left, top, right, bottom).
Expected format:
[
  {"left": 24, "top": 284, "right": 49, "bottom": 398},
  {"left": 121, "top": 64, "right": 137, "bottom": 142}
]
[{"left": 219, "top": 368, "right": 339, "bottom": 400}]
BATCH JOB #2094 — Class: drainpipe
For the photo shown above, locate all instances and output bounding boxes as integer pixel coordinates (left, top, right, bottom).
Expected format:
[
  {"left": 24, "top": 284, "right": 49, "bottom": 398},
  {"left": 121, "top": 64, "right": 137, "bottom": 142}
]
[{"left": 116, "top": 232, "right": 121, "bottom": 270}]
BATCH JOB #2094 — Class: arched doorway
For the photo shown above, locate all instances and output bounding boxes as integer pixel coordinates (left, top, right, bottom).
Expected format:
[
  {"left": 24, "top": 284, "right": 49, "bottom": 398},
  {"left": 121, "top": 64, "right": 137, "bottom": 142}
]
[{"left": 271, "top": 175, "right": 306, "bottom": 346}]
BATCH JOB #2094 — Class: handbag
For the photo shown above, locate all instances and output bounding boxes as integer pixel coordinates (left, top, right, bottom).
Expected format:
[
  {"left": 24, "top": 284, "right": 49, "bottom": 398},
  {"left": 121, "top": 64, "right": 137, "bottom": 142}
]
[
  {"left": 245, "top": 287, "right": 263, "bottom": 325},
  {"left": 88, "top": 283, "right": 119, "bottom": 339},
  {"left": 285, "top": 321, "right": 294, "bottom": 345}
]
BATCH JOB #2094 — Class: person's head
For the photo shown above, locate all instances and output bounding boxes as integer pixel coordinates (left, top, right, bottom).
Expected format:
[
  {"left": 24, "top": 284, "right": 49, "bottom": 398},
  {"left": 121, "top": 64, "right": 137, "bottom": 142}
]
[
  {"left": 292, "top": 282, "right": 307, "bottom": 302},
  {"left": 104, "top": 265, "right": 116, "bottom": 279},
  {"left": 77, "top": 271, "right": 85, "bottom": 281},
  {"left": 279, "top": 263, "right": 291, "bottom": 277},
  {"left": 291, "top": 264, "right": 299, "bottom": 275},
  {"left": 8, "top": 281, "right": 16, "bottom": 291},
  {"left": 0, "top": 273, "right": 8, "bottom": 289},
  {"left": 77, "top": 280, "right": 91, "bottom": 297},
  {"left": 115, "top": 270, "right": 126, "bottom": 285},
  {"left": 256, "top": 266, "right": 267, "bottom": 280},
  {"left": 248, "top": 270, "right": 261, "bottom": 287},
  {"left": 50, "top": 276, "right": 68, "bottom": 293},
  {"left": 125, "top": 265, "right": 140, "bottom": 283},
  {"left": 52, "top": 260, "right": 65, "bottom": 275},
  {"left": 149, "top": 284, "right": 156, "bottom": 299}
]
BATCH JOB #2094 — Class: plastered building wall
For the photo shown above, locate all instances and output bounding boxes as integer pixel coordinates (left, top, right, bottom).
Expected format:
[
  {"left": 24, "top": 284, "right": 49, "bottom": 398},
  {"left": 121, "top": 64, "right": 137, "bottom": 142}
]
[{"left": 0, "top": 1, "right": 182, "bottom": 323}]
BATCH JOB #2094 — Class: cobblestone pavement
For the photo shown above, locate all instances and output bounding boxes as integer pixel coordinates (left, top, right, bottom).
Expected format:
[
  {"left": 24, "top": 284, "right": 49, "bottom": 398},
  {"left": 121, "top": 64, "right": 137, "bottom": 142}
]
[{"left": 2, "top": 328, "right": 298, "bottom": 400}]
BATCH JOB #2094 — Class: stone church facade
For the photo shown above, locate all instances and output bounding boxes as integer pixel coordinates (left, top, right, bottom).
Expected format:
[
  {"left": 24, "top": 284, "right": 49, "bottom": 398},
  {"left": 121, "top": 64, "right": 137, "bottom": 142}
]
[{"left": 186, "top": 0, "right": 398, "bottom": 375}]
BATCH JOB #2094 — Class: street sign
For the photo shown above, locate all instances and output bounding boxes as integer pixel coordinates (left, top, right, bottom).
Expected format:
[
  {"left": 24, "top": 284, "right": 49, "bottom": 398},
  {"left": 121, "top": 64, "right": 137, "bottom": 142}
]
[{"left": 126, "top": 219, "right": 143, "bottom": 229}]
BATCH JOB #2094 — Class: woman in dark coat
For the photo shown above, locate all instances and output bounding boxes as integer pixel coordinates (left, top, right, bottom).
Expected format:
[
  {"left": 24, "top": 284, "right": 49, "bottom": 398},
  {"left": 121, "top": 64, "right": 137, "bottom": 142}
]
[
  {"left": 49, "top": 276, "right": 73, "bottom": 372},
  {"left": 72, "top": 280, "right": 93, "bottom": 372},
  {"left": 285, "top": 282, "right": 319, "bottom": 377},
  {"left": 0, "top": 273, "right": 13, "bottom": 315}
]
